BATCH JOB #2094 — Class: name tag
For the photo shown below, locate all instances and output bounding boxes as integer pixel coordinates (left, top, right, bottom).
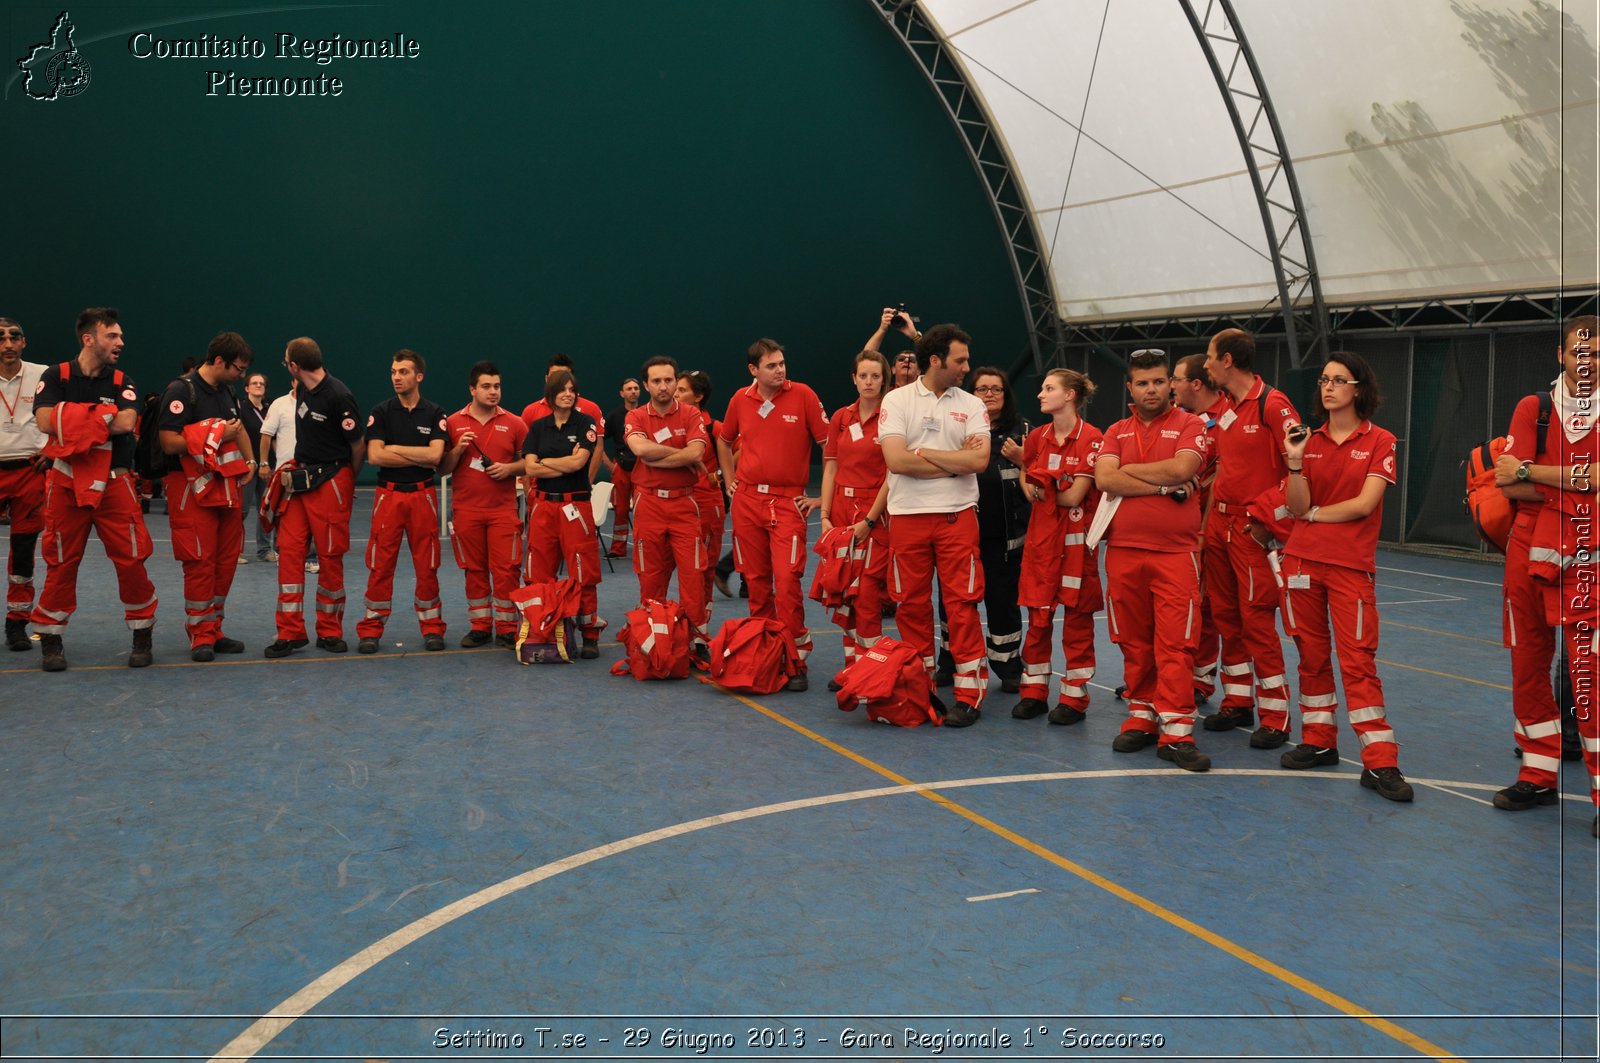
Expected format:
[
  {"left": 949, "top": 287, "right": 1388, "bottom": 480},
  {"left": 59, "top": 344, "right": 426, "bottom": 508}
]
[
  {"left": 653, "top": 426, "right": 672, "bottom": 443},
  {"left": 848, "top": 422, "right": 864, "bottom": 442},
  {"left": 921, "top": 416, "right": 939, "bottom": 433},
  {"left": 758, "top": 399, "right": 776, "bottom": 419},
  {"left": 563, "top": 503, "right": 581, "bottom": 522},
  {"left": 1047, "top": 453, "right": 1062, "bottom": 471},
  {"left": 469, "top": 457, "right": 485, "bottom": 472},
  {"left": 1218, "top": 409, "right": 1238, "bottom": 430},
  {"left": 1287, "top": 573, "right": 1311, "bottom": 590}
]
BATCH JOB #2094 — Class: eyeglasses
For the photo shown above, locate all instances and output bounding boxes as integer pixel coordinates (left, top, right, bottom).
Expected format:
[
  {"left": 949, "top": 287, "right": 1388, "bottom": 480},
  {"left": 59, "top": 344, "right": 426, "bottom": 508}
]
[
  {"left": 895, "top": 355, "right": 917, "bottom": 364},
  {"left": 0, "top": 329, "right": 23, "bottom": 339},
  {"left": 1318, "top": 376, "right": 1358, "bottom": 388},
  {"left": 972, "top": 386, "right": 1005, "bottom": 395}
]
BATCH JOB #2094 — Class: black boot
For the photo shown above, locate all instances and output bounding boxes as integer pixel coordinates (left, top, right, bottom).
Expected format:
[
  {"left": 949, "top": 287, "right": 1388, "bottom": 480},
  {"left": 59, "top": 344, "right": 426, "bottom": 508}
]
[
  {"left": 4, "top": 618, "right": 30, "bottom": 652},
  {"left": 129, "top": 628, "right": 153, "bottom": 668},
  {"left": 40, "top": 633, "right": 66, "bottom": 672}
]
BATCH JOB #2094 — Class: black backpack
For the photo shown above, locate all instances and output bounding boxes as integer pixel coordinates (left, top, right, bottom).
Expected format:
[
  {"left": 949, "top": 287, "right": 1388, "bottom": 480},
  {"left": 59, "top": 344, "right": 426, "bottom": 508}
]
[{"left": 134, "top": 373, "right": 198, "bottom": 480}]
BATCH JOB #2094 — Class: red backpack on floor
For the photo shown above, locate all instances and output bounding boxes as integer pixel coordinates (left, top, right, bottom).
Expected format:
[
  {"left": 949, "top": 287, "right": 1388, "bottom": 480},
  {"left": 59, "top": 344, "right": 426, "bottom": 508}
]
[
  {"left": 834, "top": 637, "right": 942, "bottom": 727},
  {"left": 610, "top": 599, "right": 691, "bottom": 680},
  {"left": 708, "top": 617, "right": 801, "bottom": 694},
  {"left": 511, "top": 579, "right": 582, "bottom": 664}
]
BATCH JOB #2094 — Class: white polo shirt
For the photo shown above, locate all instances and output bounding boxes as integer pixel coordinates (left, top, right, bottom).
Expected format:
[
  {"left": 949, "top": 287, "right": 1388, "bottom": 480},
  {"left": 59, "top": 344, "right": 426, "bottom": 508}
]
[
  {"left": 0, "top": 360, "right": 47, "bottom": 462},
  {"left": 878, "top": 376, "right": 990, "bottom": 515}
]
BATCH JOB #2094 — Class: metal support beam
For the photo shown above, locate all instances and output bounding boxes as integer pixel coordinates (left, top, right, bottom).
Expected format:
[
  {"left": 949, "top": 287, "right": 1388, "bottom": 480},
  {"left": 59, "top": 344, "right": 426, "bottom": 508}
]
[
  {"left": 869, "top": 0, "right": 1063, "bottom": 377},
  {"left": 1178, "top": 0, "right": 1331, "bottom": 367}
]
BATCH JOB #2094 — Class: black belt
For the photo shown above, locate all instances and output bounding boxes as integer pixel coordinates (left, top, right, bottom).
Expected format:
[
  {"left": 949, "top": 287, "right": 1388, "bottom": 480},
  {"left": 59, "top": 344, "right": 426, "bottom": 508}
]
[
  {"left": 378, "top": 480, "right": 435, "bottom": 493},
  {"left": 0, "top": 458, "right": 36, "bottom": 471},
  {"left": 536, "top": 489, "right": 591, "bottom": 502}
]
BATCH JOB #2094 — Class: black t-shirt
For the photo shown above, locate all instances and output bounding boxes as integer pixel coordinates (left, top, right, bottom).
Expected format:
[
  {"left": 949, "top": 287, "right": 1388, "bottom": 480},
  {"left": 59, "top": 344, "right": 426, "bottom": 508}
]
[
  {"left": 523, "top": 410, "right": 598, "bottom": 495},
  {"left": 295, "top": 373, "right": 363, "bottom": 466},
  {"left": 34, "top": 358, "right": 141, "bottom": 470},
  {"left": 604, "top": 404, "right": 636, "bottom": 471},
  {"left": 366, "top": 395, "right": 448, "bottom": 484},
  {"left": 158, "top": 372, "right": 241, "bottom": 433}
]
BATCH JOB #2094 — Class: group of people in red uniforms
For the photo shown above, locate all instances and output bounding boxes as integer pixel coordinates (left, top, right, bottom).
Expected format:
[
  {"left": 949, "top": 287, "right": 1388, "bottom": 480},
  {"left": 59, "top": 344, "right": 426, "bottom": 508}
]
[{"left": 5, "top": 305, "right": 1598, "bottom": 827}]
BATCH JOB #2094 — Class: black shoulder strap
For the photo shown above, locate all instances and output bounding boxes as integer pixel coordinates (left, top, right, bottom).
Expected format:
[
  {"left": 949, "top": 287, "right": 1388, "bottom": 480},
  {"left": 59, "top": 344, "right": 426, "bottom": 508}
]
[{"left": 1537, "top": 389, "right": 1553, "bottom": 431}]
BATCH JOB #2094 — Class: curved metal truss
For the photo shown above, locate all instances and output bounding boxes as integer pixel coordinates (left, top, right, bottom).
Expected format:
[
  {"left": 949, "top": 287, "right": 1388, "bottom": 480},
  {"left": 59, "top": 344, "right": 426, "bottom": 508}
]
[
  {"left": 1179, "top": 0, "right": 1331, "bottom": 367},
  {"left": 868, "top": 0, "right": 1063, "bottom": 376}
]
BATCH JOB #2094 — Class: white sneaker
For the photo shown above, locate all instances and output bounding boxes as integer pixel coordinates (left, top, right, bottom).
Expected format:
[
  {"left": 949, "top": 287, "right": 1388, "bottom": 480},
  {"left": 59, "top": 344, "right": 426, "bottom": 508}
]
[{"left": 305, "top": 559, "right": 321, "bottom": 573}]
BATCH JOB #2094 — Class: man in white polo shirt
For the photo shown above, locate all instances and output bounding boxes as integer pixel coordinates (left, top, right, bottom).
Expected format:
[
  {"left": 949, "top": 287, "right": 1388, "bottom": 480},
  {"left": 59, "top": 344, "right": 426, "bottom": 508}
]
[{"left": 878, "top": 323, "right": 991, "bottom": 726}]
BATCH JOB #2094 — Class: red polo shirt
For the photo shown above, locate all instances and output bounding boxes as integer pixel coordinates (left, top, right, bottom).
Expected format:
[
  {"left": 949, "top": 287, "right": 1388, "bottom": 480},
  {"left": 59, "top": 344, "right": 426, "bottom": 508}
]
[
  {"left": 1213, "top": 376, "right": 1299, "bottom": 506},
  {"left": 625, "top": 399, "right": 709, "bottom": 491},
  {"left": 446, "top": 405, "right": 528, "bottom": 511},
  {"left": 1284, "top": 420, "right": 1397, "bottom": 571},
  {"left": 1099, "top": 405, "right": 1207, "bottom": 551},
  {"left": 521, "top": 396, "right": 605, "bottom": 435},
  {"left": 823, "top": 401, "right": 886, "bottom": 491},
  {"left": 718, "top": 379, "right": 827, "bottom": 489}
]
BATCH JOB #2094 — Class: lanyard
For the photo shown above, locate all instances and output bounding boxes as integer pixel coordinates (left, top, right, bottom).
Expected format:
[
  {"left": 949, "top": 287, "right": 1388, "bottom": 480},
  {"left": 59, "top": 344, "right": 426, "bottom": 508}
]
[
  {"left": 1129, "top": 408, "right": 1172, "bottom": 465},
  {"left": 0, "top": 373, "right": 21, "bottom": 421}
]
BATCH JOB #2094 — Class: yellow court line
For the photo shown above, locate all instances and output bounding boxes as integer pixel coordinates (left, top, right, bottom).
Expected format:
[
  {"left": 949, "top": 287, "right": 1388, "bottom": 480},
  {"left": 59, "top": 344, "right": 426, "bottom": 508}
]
[
  {"left": 727, "top": 689, "right": 1466, "bottom": 1063},
  {"left": 1384, "top": 620, "right": 1505, "bottom": 647},
  {"left": 1377, "top": 658, "right": 1511, "bottom": 691}
]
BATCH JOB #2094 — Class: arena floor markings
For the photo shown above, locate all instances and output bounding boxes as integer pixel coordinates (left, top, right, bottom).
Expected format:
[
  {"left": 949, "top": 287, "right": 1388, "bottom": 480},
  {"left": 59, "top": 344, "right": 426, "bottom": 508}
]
[{"left": 0, "top": 497, "right": 1594, "bottom": 1062}]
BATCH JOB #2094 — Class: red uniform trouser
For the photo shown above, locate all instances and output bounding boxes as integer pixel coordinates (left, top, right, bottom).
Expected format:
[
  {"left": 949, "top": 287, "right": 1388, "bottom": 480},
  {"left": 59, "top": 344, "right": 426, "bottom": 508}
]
[
  {"left": 1204, "top": 510, "right": 1291, "bottom": 729},
  {"left": 730, "top": 486, "right": 812, "bottom": 665},
  {"left": 889, "top": 509, "right": 988, "bottom": 710},
  {"left": 1280, "top": 556, "right": 1399, "bottom": 769},
  {"left": 357, "top": 484, "right": 445, "bottom": 640},
  {"left": 524, "top": 493, "right": 605, "bottom": 639},
  {"left": 633, "top": 489, "right": 708, "bottom": 645},
  {"left": 695, "top": 489, "right": 725, "bottom": 633},
  {"left": 164, "top": 471, "right": 244, "bottom": 647},
  {"left": 1, "top": 463, "right": 45, "bottom": 623},
  {"left": 1193, "top": 594, "right": 1221, "bottom": 700},
  {"left": 451, "top": 505, "right": 523, "bottom": 637},
  {"left": 1502, "top": 521, "right": 1563, "bottom": 786},
  {"left": 1557, "top": 587, "right": 1600, "bottom": 806},
  {"left": 1105, "top": 545, "right": 1200, "bottom": 744},
  {"left": 31, "top": 469, "right": 157, "bottom": 633},
  {"left": 275, "top": 467, "right": 354, "bottom": 641},
  {"left": 829, "top": 488, "right": 887, "bottom": 669},
  {"left": 1020, "top": 599, "right": 1099, "bottom": 711},
  {"left": 610, "top": 463, "right": 633, "bottom": 547}
]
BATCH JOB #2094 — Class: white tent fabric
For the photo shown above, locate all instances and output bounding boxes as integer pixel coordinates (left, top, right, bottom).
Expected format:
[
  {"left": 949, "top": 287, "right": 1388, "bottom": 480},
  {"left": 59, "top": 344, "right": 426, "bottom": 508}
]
[{"left": 918, "top": 0, "right": 1599, "bottom": 324}]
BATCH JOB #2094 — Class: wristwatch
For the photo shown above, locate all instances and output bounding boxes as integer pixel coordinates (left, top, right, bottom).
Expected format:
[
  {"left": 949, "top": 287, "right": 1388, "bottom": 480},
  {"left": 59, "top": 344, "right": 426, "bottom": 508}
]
[{"left": 1515, "top": 460, "right": 1533, "bottom": 482}]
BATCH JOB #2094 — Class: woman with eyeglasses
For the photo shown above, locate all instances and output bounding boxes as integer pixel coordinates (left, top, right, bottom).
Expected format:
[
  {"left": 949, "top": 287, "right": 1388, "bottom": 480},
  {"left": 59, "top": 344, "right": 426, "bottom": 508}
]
[
  {"left": 1277, "top": 351, "right": 1412, "bottom": 802},
  {"left": 934, "top": 367, "right": 1031, "bottom": 694},
  {"left": 818, "top": 350, "right": 892, "bottom": 685},
  {"left": 1013, "top": 368, "right": 1102, "bottom": 722}
]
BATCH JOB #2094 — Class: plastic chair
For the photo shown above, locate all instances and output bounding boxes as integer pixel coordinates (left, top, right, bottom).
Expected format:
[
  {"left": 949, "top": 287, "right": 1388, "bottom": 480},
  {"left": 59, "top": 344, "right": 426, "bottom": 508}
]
[{"left": 590, "top": 480, "right": 614, "bottom": 572}]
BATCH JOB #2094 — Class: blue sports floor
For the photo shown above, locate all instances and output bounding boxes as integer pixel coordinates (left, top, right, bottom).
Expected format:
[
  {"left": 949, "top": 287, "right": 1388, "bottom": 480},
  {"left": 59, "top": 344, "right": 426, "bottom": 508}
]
[{"left": 0, "top": 492, "right": 1596, "bottom": 1062}]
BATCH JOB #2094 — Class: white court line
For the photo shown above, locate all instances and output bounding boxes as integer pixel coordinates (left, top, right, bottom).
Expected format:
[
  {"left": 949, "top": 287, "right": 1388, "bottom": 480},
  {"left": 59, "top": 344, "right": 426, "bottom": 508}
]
[
  {"left": 966, "top": 887, "right": 1041, "bottom": 903},
  {"left": 207, "top": 767, "right": 1585, "bottom": 1062},
  {"left": 1376, "top": 596, "right": 1467, "bottom": 606},
  {"left": 1376, "top": 564, "right": 1501, "bottom": 588}
]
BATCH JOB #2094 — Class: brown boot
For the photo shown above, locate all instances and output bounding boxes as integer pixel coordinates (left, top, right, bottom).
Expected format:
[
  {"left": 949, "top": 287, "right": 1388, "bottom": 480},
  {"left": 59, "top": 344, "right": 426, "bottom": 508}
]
[{"left": 40, "top": 633, "right": 66, "bottom": 672}]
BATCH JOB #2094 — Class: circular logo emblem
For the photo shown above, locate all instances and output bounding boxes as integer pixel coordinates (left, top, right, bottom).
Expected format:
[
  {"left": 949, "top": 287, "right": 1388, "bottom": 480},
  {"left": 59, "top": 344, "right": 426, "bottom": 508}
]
[
  {"left": 35, "top": 380, "right": 46, "bottom": 395},
  {"left": 122, "top": 388, "right": 136, "bottom": 401},
  {"left": 169, "top": 399, "right": 184, "bottom": 414},
  {"left": 341, "top": 417, "right": 356, "bottom": 432},
  {"left": 585, "top": 428, "right": 597, "bottom": 443},
  {"left": 1069, "top": 506, "right": 1084, "bottom": 522},
  {"left": 1383, "top": 454, "right": 1396, "bottom": 476},
  {"left": 46, "top": 49, "right": 92, "bottom": 99}
]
